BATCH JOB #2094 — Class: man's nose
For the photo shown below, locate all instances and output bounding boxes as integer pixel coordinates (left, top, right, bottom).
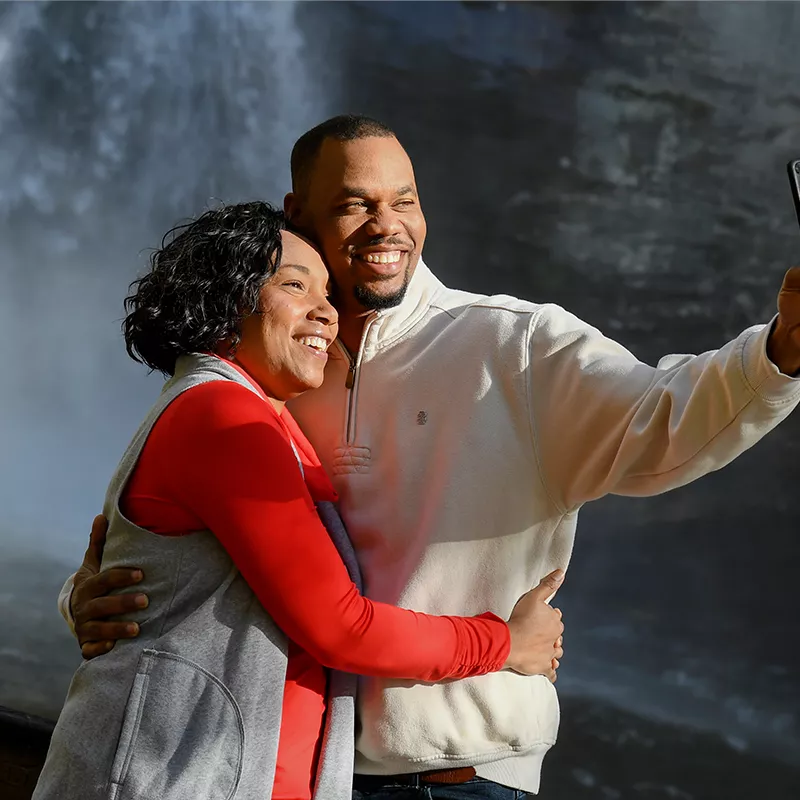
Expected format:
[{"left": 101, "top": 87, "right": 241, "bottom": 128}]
[{"left": 365, "top": 205, "right": 404, "bottom": 237}]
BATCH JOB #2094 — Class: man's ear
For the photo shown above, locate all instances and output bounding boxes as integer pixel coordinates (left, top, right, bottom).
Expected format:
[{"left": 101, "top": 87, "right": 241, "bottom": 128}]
[
  {"left": 284, "top": 191, "right": 300, "bottom": 221},
  {"left": 284, "top": 192, "right": 314, "bottom": 239}
]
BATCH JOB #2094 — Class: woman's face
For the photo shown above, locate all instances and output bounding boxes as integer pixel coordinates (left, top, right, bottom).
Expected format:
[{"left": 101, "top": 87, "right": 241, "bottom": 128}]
[{"left": 234, "top": 230, "right": 338, "bottom": 405}]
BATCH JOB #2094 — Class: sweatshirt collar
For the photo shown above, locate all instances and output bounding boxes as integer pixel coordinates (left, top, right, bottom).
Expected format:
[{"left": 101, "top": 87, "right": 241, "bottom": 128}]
[{"left": 360, "top": 257, "right": 443, "bottom": 353}]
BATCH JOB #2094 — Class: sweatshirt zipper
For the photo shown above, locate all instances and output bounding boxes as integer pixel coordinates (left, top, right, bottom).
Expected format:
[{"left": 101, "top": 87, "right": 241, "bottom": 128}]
[
  {"left": 338, "top": 312, "right": 379, "bottom": 445},
  {"left": 345, "top": 354, "right": 356, "bottom": 390}
]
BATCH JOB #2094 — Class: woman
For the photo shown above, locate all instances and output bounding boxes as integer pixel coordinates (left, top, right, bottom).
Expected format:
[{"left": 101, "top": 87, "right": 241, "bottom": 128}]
[{"left": 34, "top": 202, "right": 563, "bottom": 800}]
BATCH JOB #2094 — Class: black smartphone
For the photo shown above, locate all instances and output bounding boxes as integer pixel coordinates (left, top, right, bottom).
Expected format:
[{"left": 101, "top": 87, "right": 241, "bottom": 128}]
[{"left": 788, "top": 160, "right": 800, "bottom": 229}]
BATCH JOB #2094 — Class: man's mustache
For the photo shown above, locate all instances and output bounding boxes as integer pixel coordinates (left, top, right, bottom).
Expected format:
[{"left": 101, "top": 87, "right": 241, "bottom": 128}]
[{"left": 358, "top": 236, "right": 413, "bottom": 249}]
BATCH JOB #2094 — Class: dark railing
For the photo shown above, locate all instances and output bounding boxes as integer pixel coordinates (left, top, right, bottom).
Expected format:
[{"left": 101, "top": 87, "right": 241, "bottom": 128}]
[{"left": 0, "top": 707, "right": 53, "bottom": 800}]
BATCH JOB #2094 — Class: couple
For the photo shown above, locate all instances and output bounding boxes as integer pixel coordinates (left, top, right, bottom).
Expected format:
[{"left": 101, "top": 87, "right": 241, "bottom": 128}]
[{"left": 40, "top": 115, "right": 800, "bottom": 800}]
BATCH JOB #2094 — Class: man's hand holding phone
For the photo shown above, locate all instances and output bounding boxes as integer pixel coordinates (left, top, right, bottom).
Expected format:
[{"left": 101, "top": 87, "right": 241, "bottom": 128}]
[{"left": 764, "top": 163, "right": 800, "bottom": 378}]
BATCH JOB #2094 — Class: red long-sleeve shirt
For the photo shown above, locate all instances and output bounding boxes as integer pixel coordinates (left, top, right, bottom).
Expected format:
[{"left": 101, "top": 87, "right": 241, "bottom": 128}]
[{"left": 121, "top": 360, "right": 510, "bottom": 800}]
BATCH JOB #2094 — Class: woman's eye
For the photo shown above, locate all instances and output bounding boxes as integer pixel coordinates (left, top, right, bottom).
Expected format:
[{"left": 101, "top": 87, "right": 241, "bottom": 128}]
[{"left": 284, "top": 280, "right": 305, "bottom": 290}]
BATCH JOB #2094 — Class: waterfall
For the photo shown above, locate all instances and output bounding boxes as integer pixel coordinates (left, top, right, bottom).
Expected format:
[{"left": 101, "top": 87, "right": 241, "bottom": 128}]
[{"left": 0, "top": 1, "right": 333, "bottom": 556}]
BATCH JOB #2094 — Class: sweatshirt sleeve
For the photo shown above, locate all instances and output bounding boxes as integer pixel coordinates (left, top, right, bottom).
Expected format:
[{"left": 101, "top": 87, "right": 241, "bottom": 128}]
[
  {"left": 527, "top": 306, "right": 800, "bottom": 512},
  {"left": 159, "top": 382, "right": 510, "bottom": 680},
  {"left": 57, "top": 574, "right": 77, "bottom": 635}
]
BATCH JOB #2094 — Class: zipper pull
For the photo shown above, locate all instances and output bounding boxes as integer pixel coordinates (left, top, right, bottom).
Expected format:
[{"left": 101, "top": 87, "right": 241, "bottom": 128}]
[{"left": 345, "top": 361, "right": 356, "bottom": 390}]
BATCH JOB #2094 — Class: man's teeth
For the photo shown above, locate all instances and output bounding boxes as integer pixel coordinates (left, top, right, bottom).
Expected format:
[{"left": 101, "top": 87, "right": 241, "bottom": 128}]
[
  {"left": 297, "top": 336, "right": 328, "bottom": 352},
  {"left": 361, "top": 251, "right": 402, "bottom": 264}
]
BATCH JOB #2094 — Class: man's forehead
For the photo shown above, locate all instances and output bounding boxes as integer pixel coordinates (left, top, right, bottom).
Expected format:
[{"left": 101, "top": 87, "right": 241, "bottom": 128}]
[{"left": 311, "top": 136, "right": 415, "bottom": 193}]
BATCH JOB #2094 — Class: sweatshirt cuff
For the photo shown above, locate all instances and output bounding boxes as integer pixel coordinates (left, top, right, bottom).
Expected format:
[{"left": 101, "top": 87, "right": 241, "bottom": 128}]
[
  {"left": 741, "top": 317, "right": 800, "bottom": 404},
  {"left": 58, "top": 576, "right": 77, "bottom": 636}
]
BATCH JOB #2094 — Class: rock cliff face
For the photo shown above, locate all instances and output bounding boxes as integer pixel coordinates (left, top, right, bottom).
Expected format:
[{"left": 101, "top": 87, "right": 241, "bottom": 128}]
[{"left": 1, "top": 2, "right": 799, "bottom": 797}]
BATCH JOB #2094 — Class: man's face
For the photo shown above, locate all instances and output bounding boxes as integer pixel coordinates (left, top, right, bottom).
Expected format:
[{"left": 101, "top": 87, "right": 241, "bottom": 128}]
[{"left": 287, "top": 136, "right": 427, "bottom": 314}]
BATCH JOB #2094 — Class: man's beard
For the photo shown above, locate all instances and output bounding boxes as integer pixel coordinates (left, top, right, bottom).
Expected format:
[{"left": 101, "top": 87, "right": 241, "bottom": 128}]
[{"left": 352, "top": 265, "right": 412, "bottom": 311}]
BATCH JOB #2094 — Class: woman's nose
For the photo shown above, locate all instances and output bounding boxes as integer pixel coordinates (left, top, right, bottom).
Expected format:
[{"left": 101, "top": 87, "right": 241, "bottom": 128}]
[{"left": 309, "top": 296, "right": 338, "bottom": 327}]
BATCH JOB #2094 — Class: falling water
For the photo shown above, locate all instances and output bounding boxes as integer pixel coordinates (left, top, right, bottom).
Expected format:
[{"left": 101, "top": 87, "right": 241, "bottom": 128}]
[
  {"left": 0, "top": 0, "right": 333, "bottom": 715},
  {"left": 0, "top": 0, "right": 331, "bottom": 546}
]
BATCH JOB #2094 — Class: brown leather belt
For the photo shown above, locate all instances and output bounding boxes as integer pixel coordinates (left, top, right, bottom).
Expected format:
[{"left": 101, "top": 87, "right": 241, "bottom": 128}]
[
  {"left": 420, "top": 766, "right": 477, "bottom": 784},
  {"left": 353, "top": 766, "right": 476, "bottom": 788}
]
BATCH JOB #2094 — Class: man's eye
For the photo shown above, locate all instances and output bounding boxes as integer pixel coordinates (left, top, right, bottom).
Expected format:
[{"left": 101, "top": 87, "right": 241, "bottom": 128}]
[
  {"left": 341, "top": 201, "right": 366, "bottom": 210},
  {"left": 395, "top": 200, "right": 414, "bottom": 208}
]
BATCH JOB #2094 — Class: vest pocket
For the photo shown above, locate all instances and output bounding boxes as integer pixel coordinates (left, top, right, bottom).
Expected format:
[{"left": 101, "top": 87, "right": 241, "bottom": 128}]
[{"left": 107, "top": 649, "right": 244, "bottom": 800}]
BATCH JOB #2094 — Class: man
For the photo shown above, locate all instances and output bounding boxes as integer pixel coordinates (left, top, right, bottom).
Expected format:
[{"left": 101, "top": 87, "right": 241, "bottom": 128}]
[{"left": 62, "top": 115, "right": 800, "bottom": 799}]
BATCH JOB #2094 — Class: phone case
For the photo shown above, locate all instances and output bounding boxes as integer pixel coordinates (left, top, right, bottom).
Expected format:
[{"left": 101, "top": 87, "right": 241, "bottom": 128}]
[{"left": 788, "top": 160, "right": 800, "bottom": 230}]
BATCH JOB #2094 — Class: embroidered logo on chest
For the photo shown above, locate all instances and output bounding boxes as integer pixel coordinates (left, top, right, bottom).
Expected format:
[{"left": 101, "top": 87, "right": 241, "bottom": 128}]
[{"left": 416, "top": 411, "right": 428, "bottom": 425}]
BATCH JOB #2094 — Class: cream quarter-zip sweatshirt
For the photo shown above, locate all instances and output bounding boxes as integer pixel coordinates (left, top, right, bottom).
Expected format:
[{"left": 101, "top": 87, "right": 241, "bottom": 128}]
[{"left": 287, "top": 259, "right": 800, "bottom": 792}]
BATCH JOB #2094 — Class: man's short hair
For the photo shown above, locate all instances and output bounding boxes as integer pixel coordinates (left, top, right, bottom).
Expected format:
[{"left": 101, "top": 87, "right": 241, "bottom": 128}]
[{"left": 290, "top": 114, "right": 396, "bottom": 195}]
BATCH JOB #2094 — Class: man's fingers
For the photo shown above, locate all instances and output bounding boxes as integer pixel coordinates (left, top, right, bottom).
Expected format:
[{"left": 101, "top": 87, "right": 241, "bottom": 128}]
[
  {"left": 77, "top": 620, "right": 139, "bottom": 645},
  {"left": 83, "top": 515, "right": 109, "bottom": 573},
  {"left": 75, "top": 568, "right": 144, "bottom": 603},
  {"left": 532, "top": 569, "right": 565, "bottom": 600},
  {"left": 77, "top": 592, "right": 148, "bottom": 623},
  {"left": 81, "top": 641, "right": 115, "bottom": 660},
  {"left": 73, "top": 592, "right": 149, "bottom": 627},
  {"left": 553, "top": 646, "right": 564, "bottom": 660},
  {"left": 778, "top": 267, "right": 800, "bottom": 318},
  {"left": 546, "top": 667, "right": 557, "bottom": 684},
  {"left": 780, "top": 266, "right": 800, "bottom": 293},
  {"left": 75, "top": 592, "right": 150, "bottom": 625}
]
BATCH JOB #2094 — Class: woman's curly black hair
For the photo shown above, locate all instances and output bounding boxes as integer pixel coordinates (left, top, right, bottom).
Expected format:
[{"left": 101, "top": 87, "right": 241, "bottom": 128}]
[{"left": 123, "top": 201, "right": 286, "bottom": 376}]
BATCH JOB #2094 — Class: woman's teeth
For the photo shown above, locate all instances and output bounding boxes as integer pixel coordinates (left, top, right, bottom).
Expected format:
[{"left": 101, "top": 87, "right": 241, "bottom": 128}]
[
  {"left": 297, "top": 336, "right": 328, "bottom": 352},
  {"left": 361, "top": 251, "right": 402, "bottom": 264}
]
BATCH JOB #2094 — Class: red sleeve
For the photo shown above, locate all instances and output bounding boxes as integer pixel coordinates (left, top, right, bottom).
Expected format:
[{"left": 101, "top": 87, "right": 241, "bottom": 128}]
[{"left": 155, "top": 381, "right": 510, "bottom": 681}]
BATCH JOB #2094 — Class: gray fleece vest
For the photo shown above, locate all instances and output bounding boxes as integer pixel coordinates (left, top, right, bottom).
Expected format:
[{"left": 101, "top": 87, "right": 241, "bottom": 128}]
[{"left": 34, "top": 354, "right": 361, "bottom": 800}]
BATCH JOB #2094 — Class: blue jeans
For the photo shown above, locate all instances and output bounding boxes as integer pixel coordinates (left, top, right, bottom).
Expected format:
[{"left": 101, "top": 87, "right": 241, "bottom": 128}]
[{"left": 351, "top": 775, "right": 530, "bottom": 800}]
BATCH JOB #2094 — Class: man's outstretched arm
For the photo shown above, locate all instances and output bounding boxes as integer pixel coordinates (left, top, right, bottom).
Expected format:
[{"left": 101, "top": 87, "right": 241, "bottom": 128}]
[
  {"left": 58, "top": 514, "right": 147, "bottom": 658},
  {"left": 529, "top": 267, "right": 800, "bottom": 511}
]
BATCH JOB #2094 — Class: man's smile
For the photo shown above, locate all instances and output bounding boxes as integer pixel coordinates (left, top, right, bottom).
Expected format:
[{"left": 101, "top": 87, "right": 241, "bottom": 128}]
[
  {"left": 361, "top": 251, "right": 402, "bottom": 264},
  {"left": 352, "top": 247, "right": 410, "bottom": 278}
]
